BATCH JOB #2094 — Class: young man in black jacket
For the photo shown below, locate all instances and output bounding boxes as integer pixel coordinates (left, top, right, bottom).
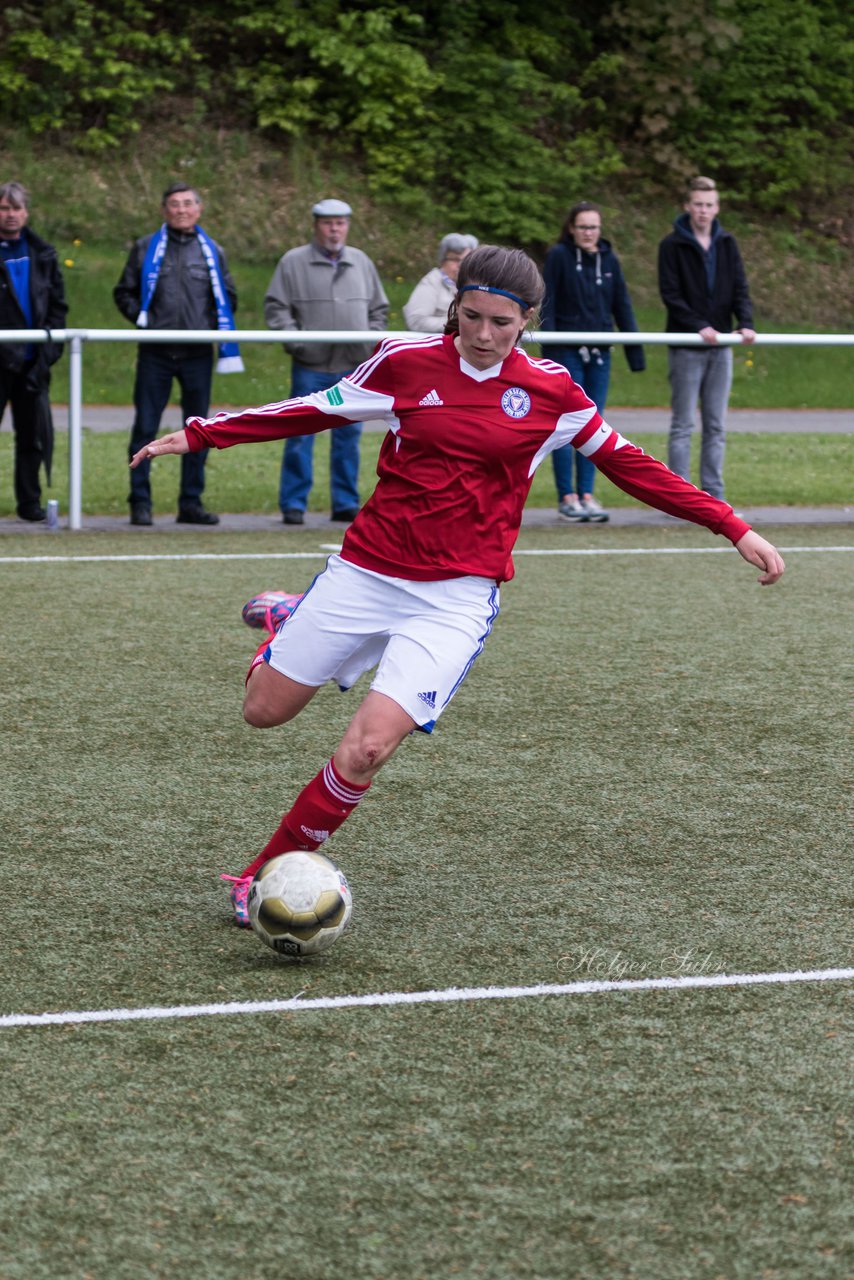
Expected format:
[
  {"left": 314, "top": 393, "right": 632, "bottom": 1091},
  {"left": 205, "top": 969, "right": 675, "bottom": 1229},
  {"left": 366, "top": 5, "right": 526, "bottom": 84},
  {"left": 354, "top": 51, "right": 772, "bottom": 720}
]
[
  {"left": 658, "top": 176, "right": 755, "bottom": 501},
  {"left": 0, "top": 181, "right": 67, "bottom": 521}
]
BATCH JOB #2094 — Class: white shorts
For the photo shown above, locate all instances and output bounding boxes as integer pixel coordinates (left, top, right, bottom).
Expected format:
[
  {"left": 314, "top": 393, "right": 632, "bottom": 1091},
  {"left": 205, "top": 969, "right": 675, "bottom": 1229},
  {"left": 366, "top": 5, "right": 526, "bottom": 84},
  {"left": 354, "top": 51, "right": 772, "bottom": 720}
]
[{"left": 265, "top": 555, "right": 500, "bottom": 731}]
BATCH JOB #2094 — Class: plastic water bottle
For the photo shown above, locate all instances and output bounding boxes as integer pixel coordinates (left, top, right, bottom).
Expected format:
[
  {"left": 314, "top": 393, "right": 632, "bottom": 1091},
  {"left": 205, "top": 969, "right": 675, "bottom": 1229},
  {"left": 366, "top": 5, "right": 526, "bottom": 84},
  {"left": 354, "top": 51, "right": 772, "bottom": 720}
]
[{"left": 46, "top": 499, "right": 59, "bottom": 529}]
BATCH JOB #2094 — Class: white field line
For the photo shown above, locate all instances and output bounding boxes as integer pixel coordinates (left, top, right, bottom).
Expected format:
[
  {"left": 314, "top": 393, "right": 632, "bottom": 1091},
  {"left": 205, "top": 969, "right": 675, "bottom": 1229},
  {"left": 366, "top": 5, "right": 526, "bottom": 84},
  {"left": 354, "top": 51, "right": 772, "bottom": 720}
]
[
  {"left": 0, "top": 545, "right": 851, "bottom": 565},
  {"left": 2, "top": 967, "right": 852, "bottom": 1030}
]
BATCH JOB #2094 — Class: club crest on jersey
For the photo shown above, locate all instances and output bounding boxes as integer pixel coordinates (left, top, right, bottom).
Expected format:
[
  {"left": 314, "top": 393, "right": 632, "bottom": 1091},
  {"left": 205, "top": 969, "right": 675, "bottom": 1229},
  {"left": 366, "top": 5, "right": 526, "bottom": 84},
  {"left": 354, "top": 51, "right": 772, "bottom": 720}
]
[{"left": 501, "top": 387, "right": 531, "bottom": 419}]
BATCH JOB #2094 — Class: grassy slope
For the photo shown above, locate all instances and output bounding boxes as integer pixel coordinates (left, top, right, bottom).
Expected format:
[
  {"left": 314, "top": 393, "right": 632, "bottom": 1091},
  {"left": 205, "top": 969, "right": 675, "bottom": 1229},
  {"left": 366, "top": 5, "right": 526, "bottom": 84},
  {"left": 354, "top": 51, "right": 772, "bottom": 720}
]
[
  {"left": 9, "top": 240, "right": 849, "bottom": 516},
  {"left": 2, "top": 122, "right": 850, "bottom": 519},
  {"left": 2, "top": 428, "right": 849, "bottom": 519},
  {"left": 0, "top": 118, "right": 850, "bottom": 409},
  {"left": 3, "top": 121, "right": 848, "bottom": 329},
  {"left": 52, "top": 245, "right": 854, "bottom": 411}
]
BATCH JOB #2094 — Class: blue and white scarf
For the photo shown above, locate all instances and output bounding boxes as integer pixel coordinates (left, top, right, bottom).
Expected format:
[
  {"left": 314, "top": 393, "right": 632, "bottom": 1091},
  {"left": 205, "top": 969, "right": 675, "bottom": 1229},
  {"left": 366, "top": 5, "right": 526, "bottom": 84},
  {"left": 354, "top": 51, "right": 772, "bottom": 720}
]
[{"left": 137, "top": 224, "right": 244, "bottom": 373}]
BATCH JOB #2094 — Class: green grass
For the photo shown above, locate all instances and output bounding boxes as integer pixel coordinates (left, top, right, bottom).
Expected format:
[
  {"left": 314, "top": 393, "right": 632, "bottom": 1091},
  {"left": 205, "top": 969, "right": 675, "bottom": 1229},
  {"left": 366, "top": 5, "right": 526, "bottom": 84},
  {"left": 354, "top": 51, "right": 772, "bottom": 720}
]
[
  {"left": 46, "top": 240, "right": 854, "bottom": 410},
  {"left": 602, "top": 306, "right": 854, "bottom": 411},
  {"left": 1, "top": 427, "right": 850, "bottom": 519},
  {"left": 1, "top": 523, "right": 852, "bottom": 1278},
  {"left": 7, "top": 118, "right": 852, "bottom": 334},
  {"left": 53, "top": 243, "right": 416, "bottom": 407}
]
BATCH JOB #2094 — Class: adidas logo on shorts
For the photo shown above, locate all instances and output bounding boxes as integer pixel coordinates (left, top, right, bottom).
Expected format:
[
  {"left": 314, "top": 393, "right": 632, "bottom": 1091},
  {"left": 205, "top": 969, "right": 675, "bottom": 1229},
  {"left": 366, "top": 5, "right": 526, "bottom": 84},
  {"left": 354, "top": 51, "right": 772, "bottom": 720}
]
[
  {"left": 418, "top": 389, "right": 444, "bottom": 406},
  {"left": 417, "top": 690, "right": 437, "bottom": 709}
]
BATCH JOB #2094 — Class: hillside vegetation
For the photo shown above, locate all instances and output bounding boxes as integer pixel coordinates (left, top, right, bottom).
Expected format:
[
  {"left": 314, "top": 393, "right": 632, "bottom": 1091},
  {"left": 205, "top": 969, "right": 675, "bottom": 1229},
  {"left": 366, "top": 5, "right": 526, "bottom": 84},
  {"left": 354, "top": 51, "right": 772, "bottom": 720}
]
[
  {"left": 2, "top": 121, "right": 852, "bottom": 338},
  {"left": 0, "top": 0, "right": 851, "bottom": 421},
  {"left": 0, "top": 0, "right": 851, "bottom": 325},
  {"left": 2, "top": 1, "right": 851, "bottom": 235}
]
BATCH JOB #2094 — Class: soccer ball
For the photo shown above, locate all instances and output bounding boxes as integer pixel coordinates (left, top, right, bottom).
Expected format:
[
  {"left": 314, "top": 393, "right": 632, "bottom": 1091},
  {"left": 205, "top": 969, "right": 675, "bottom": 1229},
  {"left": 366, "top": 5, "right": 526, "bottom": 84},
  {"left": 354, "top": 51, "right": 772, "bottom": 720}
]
[{"left": 248, "top": 851, "right": 353, "bottom": 958}]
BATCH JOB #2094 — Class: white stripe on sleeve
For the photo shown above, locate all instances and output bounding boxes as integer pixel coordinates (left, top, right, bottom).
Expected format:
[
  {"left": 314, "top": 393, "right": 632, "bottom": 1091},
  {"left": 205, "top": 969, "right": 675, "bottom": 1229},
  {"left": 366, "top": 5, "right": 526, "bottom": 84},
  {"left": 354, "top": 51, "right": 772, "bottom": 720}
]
[
  {"left": 527, "top": 407, "right": 599, "bottom": 475},
  {"left": 576, "top": 421, "right": 629, "bottom": 458},
  {"left": 303, "top": 379, "right": 396, "bottom": 424}
]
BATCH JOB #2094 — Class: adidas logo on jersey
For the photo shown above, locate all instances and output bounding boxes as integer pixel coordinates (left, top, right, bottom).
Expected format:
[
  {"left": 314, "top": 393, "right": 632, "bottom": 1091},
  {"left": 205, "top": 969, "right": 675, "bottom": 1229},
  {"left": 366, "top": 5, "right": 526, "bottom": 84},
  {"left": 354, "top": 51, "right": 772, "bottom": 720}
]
[
  {"left": 417, "top": 690, "right": 437, "bottom": 709},
  {"left": 418, "top": 389, "right": 444, "bottom": 406}
]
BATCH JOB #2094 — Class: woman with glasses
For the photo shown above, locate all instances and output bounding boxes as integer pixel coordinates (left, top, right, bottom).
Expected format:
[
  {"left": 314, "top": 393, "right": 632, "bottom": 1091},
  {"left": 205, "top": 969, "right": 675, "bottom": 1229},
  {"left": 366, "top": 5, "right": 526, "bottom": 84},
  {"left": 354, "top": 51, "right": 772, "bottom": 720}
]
[{"left": 542, "top": 202, "right": 645, "bottom": 523}]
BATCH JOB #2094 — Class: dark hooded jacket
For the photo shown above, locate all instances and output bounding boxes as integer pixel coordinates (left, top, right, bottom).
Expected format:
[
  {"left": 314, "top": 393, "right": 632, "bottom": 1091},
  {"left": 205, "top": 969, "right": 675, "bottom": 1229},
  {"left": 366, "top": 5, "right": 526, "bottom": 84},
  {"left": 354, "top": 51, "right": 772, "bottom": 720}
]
[{"left": 542, "top": 234, "right": 645, "bottom": 371}]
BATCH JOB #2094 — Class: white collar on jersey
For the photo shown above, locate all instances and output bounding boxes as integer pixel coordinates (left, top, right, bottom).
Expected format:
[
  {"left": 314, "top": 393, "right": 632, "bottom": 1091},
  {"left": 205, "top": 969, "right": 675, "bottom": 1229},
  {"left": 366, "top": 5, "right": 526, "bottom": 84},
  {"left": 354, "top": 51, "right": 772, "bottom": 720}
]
[{"left": 458, "top": 354, "right": 504, "bottom": 381}]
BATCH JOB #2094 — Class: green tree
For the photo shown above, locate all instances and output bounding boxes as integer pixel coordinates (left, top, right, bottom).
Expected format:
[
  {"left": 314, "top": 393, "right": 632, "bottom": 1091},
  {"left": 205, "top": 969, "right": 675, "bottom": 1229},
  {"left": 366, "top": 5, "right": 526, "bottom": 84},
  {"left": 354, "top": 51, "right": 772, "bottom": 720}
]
[
  {"left": 227, "top": 0, "right": 622, "bottom": 240},
  {"left": 0, "top": 0, "right": 849, "bottom": 237},
  {"left": 603, "top": 0, "right": 854, "bottom": 215},
  {"left": 0, "top": 0, "right": 194, "bottom": 150}
]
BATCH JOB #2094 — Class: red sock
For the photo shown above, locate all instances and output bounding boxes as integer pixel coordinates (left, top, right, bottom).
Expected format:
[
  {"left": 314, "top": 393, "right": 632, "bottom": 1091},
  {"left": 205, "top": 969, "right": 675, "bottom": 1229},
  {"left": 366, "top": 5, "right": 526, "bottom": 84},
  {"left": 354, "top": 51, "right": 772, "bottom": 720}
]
[
  {"left": 245, "top": 635, "right": 272, "bottom": 687},
  {"left": 241, "top": 758, "right": 371, "bottom": 878}
]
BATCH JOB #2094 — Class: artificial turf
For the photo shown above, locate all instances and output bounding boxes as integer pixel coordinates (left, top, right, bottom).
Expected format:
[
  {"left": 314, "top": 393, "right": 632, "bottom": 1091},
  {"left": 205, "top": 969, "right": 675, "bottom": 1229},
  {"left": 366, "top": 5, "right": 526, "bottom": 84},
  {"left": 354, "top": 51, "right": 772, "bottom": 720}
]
[{"left": 1, "top": 522, "right": 851, "bottom": 1278}]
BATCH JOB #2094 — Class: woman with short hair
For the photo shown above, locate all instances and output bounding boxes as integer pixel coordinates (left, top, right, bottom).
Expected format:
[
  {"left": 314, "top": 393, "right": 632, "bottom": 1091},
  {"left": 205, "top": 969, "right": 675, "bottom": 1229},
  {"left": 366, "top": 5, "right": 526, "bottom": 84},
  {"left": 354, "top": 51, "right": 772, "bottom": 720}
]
[{"left": 403, "top": 232, "right": 479, "bottom": 332}]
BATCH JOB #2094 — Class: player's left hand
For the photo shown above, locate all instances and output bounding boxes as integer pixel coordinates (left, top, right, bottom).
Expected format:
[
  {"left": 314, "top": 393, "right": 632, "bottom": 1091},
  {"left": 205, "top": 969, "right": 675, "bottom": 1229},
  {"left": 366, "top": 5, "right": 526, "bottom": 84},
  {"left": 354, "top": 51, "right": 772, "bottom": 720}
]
[
  {"left": 738, "top": 327, "right": 757, "bottom": 344},
  {"left": 735, "top": 530, "right": 785, "bottom": 585},
  {"left": 129, "top": 429, "right": 190, "bottom": 469}
]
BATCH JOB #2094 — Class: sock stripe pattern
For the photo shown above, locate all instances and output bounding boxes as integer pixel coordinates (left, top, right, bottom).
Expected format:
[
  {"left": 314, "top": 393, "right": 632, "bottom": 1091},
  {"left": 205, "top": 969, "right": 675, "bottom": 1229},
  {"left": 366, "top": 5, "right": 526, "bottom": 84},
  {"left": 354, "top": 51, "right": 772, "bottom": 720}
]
[
  {"left": 240, "top": 759, "right": 370, "bottom": 879},
  {"left": 323, "top": 759, "right": 369, "bottom": 808}
]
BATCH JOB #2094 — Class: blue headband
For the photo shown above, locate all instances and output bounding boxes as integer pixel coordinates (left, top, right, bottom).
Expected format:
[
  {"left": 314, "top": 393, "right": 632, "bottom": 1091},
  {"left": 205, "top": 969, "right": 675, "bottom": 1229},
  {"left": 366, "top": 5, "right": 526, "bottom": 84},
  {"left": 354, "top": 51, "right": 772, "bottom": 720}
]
[{"left": 459, "top": 284, "right": 532, "bottom": 311}]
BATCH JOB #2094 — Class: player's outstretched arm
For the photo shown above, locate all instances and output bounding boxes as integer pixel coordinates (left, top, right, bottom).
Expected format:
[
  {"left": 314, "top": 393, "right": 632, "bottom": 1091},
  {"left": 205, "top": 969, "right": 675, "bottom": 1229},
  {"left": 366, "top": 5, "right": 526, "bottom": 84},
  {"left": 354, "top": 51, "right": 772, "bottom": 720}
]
[
  {"left": 129, "top": 430, "right": 190, "bottom": 469},
  {"left": 735, "top": 530, "right": 785, "bottom": 585}
]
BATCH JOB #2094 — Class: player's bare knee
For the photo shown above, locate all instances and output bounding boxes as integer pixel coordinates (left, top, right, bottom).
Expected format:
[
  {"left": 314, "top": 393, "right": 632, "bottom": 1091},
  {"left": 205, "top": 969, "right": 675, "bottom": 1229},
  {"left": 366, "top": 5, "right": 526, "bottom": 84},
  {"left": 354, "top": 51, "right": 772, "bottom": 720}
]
[
  {"left": 360, "top": 741, "right": 385, "bottom": 772},
  {"left": 243, "top": 694, "right": 271, "bottom": 728},
  {"left": 342, "top": 750, "right": 382, "bottom": 780},
  {"left": 338, "top": 733, "right": 400, "bottom": 779},
  {"left": 243, "top": 685, "right": 284, "bottom": 728}
]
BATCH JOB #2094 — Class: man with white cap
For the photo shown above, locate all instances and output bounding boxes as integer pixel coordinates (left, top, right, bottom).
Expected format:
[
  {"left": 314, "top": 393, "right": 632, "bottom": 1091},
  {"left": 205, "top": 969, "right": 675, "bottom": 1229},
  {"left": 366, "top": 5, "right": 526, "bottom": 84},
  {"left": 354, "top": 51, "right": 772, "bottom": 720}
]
[{"left": 265, "top": 198, "right": 389, "bottom": 523}]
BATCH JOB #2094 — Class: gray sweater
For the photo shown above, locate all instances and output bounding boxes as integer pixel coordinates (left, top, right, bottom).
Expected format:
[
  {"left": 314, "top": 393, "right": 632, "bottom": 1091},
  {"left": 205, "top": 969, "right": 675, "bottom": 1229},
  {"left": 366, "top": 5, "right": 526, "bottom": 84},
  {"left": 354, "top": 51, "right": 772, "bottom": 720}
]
[{"left": 264, "top": 241, "right": 389, "bottom": 372}]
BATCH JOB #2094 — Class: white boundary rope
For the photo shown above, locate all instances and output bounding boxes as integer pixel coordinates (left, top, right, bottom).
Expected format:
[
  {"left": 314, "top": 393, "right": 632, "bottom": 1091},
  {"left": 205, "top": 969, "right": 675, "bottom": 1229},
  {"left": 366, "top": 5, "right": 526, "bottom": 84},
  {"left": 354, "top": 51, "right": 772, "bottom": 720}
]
[{"left": 2, "top": 967, "right": 851, "bottom": 1030}]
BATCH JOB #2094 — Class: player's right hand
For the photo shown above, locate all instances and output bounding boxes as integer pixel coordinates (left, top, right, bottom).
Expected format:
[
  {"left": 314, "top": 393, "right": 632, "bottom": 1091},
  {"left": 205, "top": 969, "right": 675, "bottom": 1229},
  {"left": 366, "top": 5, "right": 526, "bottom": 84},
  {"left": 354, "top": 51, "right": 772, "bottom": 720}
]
[
  {"left": 129, "top": 429, "right": 190, "bottom": 468},
  {"left": 735, "top": 530, "right": 786, "bottom": 585}
]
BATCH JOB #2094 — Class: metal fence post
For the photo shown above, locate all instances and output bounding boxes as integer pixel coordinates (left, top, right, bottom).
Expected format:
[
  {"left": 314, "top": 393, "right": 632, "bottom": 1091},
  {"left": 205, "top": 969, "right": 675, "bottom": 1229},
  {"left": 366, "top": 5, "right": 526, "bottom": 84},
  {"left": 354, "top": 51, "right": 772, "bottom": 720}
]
[{"left": 68, "top": 332, "right": 83, "bottom": 531}]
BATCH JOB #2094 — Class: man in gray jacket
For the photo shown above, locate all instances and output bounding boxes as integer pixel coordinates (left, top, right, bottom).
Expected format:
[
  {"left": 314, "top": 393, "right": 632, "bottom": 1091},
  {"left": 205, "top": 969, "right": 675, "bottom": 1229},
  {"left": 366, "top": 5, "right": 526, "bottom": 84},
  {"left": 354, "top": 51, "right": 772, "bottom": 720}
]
[
  {"left": 114, "top": 183, "right": 239, "bottom": 525},
  {"left": 265, "top": 198, "right": 389, "bottom": 524}
]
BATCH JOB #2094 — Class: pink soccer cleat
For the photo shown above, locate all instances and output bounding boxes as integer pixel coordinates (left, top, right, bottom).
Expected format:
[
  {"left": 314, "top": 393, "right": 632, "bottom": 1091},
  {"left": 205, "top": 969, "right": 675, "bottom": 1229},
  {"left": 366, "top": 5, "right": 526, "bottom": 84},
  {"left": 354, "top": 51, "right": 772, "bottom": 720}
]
[
  {"left": 241, "top": 591, "right": 303, "bottom": 634},
  {"left": 220, "top": 873, "right": 254, "bottom": 927}
]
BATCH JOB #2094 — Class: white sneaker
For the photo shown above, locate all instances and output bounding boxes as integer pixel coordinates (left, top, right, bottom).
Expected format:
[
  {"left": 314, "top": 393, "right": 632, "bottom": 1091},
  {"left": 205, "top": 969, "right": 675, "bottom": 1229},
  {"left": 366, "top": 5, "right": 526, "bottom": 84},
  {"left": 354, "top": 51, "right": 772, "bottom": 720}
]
[
  {"left": 581, "top": 496, "right": 609, "bottom": 523},
  {"left": 558, "top": 495, "right": 585, "bottom": 521}
]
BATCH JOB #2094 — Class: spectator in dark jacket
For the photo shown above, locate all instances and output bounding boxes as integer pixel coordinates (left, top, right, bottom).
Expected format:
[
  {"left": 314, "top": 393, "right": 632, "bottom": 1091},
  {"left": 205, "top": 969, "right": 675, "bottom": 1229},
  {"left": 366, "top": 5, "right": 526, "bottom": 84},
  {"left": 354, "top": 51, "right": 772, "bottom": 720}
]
[
  {"left": 114, "top": 182, "right": 240, "bottom": 525},
  {"left": 0, "top": 181, "right": 67, "bottom": 521},
  {"left": 658, "top": 175, "right": 754, "bottom": 501},
  {"left": 542, "top": 202, "right": 644, "bottom": 523}
]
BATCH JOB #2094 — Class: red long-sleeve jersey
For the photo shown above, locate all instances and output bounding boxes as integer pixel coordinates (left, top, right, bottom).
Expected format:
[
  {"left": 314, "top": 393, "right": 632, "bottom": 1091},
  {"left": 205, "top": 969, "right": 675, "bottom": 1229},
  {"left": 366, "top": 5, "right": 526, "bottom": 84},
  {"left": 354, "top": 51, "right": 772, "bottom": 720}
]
[{"left": 186, "top": 334, "right": 749, "bottom": 582}]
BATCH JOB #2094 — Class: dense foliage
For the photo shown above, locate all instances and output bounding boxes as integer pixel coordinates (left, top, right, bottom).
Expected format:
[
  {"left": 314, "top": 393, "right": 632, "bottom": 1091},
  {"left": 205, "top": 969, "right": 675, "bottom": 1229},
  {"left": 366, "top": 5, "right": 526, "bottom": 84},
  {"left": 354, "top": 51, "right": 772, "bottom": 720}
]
[{"left": 0, "top": 0, "right": 850, "bottom": 241}]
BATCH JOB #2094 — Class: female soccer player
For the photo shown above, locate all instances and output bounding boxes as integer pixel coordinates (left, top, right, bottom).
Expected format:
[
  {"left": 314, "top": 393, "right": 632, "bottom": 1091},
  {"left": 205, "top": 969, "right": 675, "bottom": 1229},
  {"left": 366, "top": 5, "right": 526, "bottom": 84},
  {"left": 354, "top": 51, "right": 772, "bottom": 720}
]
[{"left": 131, "top": 245, "right": 785, "bottom": 925}]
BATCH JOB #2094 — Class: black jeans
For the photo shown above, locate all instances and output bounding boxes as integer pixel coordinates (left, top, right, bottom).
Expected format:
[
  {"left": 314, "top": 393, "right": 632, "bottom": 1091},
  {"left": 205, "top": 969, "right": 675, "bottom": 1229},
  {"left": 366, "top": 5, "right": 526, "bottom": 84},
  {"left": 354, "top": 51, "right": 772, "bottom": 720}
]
[
  {"left": 127, "top": 346, "right": 213, "bottom": 507},
  {"left": 0, "top": 364, "right": 49, "bottom": 516}
]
